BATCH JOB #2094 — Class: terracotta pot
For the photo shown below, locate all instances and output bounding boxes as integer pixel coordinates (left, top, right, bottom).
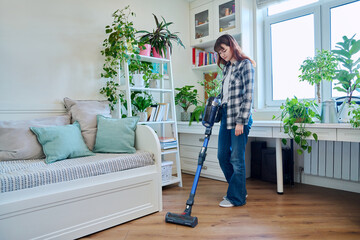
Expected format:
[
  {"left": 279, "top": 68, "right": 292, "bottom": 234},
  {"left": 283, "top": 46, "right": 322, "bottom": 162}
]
[{"left": 139, "top": 44, "right": 151, "bottom": 56}]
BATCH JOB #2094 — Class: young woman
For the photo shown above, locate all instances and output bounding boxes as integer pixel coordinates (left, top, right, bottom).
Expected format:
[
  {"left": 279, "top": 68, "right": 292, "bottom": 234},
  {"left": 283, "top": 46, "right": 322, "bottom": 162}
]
[{"left": 214, "top": 34, "right": 255, "bottom": 207}]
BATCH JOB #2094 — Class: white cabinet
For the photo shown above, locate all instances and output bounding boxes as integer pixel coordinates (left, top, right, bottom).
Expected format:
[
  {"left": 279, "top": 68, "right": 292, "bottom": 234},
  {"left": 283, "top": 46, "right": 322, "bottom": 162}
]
[
  {"left": 190, "top": 0, "right": 253, "bottom": 49},
  {"left": 119, "top": 55, "right": 182, "bottom": 187},
  {"left": 179, "top": 132, "right": 226, "bottom": 181},
  {"left": 214, "top": 0, "right": 240, "bottom": 38},
  {"left": 190, "top": 2, "right": 214, "bottom": 46}
]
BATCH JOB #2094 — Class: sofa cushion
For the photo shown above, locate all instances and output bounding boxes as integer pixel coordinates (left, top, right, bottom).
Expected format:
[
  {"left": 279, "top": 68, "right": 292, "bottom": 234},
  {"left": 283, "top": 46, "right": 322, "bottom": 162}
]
[
  {"left": 30, "top": 121, "right": 95, "bottom": 164},
  {"left": 0, "top": 115, "right": 70, "bottom": 161},
  {"left": 63, "top": 97, "right": 111, "bottom": 151},
  {"left": 93, "top": 115, "right": 139, "bottom": 154}
]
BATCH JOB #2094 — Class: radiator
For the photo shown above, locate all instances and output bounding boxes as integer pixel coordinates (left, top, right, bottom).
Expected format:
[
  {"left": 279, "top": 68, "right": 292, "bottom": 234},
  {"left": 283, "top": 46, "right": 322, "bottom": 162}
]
[{"left": 304, "top": 140, "right": 360, "bottom": 182}]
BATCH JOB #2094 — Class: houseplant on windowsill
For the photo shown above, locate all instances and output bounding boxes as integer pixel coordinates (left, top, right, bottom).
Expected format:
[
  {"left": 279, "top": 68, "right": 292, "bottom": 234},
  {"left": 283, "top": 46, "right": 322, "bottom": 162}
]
[
  {"left": 175, "top": 85, "right": 198, "bottom": 121},
  {"left": 349, "top": 103, "right": 360, "bottom": 128},
  {"left": 332, "top": 35, "right": 360, "bottom": 123},
  {"left": 273, "top": 97, "right": 320, "bottom": 155},
  {"left": 137, "top": 14, "right": 185, "bottom": 58},
  {"left": 299, "top": 49, "right": 337, "bottom": 104},
  {"left": 100, "top": 6, "right": 141, "bottom": 111}
]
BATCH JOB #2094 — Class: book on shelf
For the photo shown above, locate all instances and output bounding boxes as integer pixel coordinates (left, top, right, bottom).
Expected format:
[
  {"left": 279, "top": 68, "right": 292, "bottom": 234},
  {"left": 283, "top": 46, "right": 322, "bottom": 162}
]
[
  {"left": 145, "top": 103, "right": 170, "bottom": 122},
  {"left": 159, "top": 136, "right": 177, "bottom": 149},
  {"left": 192, "top": 47, "right": 218, "bottom": 67},
  {"left": 160, "top": 141, "right": 178, "bottom": 150},
  {"left": 158, "top": 136, "right": 177, "bottom": 143}
]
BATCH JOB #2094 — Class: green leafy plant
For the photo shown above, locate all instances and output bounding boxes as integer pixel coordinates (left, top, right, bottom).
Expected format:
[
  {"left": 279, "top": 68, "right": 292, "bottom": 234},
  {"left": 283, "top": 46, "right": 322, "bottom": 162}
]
[
  {"left": 299, "top": 49, "right": 337, "bottom": 103},
  {"left": 190, "top": 72, "right": 223, "bottom": 124},
  {"left": 332, "top": 35, "right": 360, "bottom": 103},
  {"left": 174, "top": 85, "right": 198, "bottom": 113},
  {"left": 273, "top": 97, "right": 321, "bottom": 155},
  {"left": 349, "top": 103, "right": 360, "bottom": 128},
  {"left": 128, "top": 60, "right": 162, "bottom": 87},
  {"left": 100, "top": 6, "right": 141, "bottom": 110},
  {"left": 131, "top": 91, "right": 154, "bottom": 113},
  {"left": 137, "top": 14, "right": 185, "bottom": 57}
]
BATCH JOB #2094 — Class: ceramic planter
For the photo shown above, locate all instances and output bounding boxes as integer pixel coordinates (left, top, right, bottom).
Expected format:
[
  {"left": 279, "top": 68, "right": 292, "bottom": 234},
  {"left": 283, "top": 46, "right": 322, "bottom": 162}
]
[
  {"left": 138, "top": 112, "right": 148, "bottom": 122},
  {"left": 149, "top": 79, "right": 160, "bottom": 88},
  {"left": 132, "top": 74, "right": 145, "bottom": 87},
  {"left": 139, "top": 44, "right": 151, "bottom": 56},
  {"left": 181, "top": 112, "right": 191, "bottom": 121},
  {"left": 152, "top": 46, "right": 170, "bottom": 59}
]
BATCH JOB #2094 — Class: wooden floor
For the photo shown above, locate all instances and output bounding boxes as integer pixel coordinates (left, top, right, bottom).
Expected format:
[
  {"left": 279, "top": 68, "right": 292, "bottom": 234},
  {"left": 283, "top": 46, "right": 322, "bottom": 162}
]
[{"left": 81, "top": 173, "right": 360, "bottom": 240}]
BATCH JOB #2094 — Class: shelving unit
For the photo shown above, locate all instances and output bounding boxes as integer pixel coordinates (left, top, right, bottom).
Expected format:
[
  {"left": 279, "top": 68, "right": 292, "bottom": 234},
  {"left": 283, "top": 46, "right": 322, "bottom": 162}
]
[
  {"left": 119, "top": 54, "right": 182, "bottom": 187},
  {"left": 192, "top": 63, "right": 218, "bottom": 72}
]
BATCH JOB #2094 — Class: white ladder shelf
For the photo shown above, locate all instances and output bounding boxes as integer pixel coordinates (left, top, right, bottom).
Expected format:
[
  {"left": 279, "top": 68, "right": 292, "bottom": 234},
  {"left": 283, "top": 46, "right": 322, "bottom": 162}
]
[{"left": 119, "top": 54, "right": 182, "bottom": 187}]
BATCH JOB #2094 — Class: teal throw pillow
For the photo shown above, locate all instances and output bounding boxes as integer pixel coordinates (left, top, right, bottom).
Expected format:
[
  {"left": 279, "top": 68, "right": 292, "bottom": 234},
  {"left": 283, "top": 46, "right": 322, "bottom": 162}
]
[
  {"left": 30, "top": 121, "right": 95, "bottom": 164},
  {"left": 93, "top": 115, "right": 140, "bottom": 154}
]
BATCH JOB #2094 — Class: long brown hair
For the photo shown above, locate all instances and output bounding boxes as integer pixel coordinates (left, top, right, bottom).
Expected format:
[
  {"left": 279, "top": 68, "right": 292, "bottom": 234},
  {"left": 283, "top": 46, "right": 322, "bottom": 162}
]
[{"left": 214, "top": 34, "right": 256, "bottom": 68}]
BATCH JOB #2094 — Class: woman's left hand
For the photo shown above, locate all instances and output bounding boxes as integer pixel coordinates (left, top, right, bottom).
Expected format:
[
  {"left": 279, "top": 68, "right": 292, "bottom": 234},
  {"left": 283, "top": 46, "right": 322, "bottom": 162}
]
[{"left": 235, "top": 124, "right": 244, "bottom": 136}]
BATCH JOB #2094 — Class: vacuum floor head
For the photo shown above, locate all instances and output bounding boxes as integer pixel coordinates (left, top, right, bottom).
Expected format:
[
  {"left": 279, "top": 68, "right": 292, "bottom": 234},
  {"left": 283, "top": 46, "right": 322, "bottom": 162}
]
[{"left": 165, "top": 212, "right": 198, "bottom": 228}]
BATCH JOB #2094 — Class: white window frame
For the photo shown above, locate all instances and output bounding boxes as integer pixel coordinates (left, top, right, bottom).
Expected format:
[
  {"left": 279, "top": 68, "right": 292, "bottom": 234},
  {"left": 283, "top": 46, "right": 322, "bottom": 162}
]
[
  {"left": 321, "top": 0, "right": 360, "bottom": 100},
  {"left": 264, "top": 0, "right": 358, "bottom": 107}
]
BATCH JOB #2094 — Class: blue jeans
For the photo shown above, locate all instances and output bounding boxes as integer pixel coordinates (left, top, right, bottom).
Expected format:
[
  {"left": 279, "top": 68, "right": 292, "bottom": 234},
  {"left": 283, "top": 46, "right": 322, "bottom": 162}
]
[{"left": 217, "top": 105, "right": 252, "bottom": 206}]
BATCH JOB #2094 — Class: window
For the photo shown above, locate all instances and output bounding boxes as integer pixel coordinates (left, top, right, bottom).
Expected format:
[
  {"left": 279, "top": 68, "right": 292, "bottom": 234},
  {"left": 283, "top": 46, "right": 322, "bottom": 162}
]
[
  {"left": 264, "top": 0, "right": 360, "bottom": 106},
  {"left": 329, "top": 1, "right": 360, "bottom": 98},
  {"left": 270, "top": 14, "right": 315, "bottom": 101},
  {"left": 268, "top": 0, "right": 318, "bottom": 16}
]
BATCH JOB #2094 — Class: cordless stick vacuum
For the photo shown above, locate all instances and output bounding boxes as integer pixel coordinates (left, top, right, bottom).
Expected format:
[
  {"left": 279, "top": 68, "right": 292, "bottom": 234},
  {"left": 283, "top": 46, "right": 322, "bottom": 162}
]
[{"left": 165, "top": 96, "right": 221, "bottom": 228}]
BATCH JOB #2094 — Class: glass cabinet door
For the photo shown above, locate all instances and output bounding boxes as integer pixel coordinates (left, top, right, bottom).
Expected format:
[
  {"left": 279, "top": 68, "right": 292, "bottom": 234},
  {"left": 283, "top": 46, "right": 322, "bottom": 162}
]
[
  {"left": 195, "top": 10, "right": 209, "bottom": 40},
  {"left": 214, "top": 0, "right": 239, "bottom": 37},
  {"left": 190, "top": 3, "right": 214, "bottom": 46}
]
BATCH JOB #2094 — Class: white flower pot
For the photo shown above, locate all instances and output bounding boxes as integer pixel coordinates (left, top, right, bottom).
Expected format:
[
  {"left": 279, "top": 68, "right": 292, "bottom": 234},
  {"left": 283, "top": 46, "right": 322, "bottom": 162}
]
[
  {"left": 138, "top": 112, "right": 147, "bottom": 122},
  {"left": 133, "top": 74, "right": 145, "bottom": 87},
  {"left": 149, "top": 79, "right": 160, "bottom": 88}
]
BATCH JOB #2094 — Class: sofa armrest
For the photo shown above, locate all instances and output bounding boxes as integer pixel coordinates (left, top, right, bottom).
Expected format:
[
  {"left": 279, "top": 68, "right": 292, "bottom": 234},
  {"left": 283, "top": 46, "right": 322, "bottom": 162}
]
[{"left": 135, "top": 124, "right": 161, "bottom": 167}]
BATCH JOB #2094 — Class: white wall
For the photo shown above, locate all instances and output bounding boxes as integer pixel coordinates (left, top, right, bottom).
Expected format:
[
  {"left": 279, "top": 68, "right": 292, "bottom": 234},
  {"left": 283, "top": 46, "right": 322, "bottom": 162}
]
[{"left": 0, "top": 0, "right": 200, "bottom": 120}]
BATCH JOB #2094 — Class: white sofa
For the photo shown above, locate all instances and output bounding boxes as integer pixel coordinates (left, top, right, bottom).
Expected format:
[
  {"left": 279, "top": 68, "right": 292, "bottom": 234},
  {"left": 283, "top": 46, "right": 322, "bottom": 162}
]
[
  {"left": 0, "top": 98, "right": 163, "bottom": 240},
  {"left": 0, "top": 124, "right": 162, "bottom": 240}
]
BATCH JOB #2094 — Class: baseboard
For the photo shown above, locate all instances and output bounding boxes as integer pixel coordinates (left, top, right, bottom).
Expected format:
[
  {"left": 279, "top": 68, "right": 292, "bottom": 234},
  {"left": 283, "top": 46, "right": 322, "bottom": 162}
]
[{"left": 301, "top": 174, "right": 360, "bottom": 193}]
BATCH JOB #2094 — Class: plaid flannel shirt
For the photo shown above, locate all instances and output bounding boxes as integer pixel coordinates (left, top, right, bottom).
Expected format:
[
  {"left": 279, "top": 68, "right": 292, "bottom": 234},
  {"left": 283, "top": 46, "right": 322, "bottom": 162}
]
[{"left": 220, "top": 59, "right": 254, "bottom": 129}]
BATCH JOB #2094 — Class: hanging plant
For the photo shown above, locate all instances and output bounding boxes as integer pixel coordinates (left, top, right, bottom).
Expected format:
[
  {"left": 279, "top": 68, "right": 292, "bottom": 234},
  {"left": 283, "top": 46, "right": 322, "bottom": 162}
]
[
  {"left": 273, "top": 97, "right": 320, "bottom": 155},
  {"left": 100, "top": 6, "right": 141, "bottom": 111}
]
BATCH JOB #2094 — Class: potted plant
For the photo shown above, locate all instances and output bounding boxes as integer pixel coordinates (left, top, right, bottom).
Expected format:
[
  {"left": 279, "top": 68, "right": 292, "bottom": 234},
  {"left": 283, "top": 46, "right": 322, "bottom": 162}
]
[
  {"left": 100, "top": 6, "right": 141, "bottom": 111},
  {"left": 175, "top": 85, "right": 198, "bottom": 121},
  {"left": 190, "top": 71, "right": 223, "bottom": 124},
  {"left": 131, "top": 91, "right": 154, "bottom": 122},
  {"left": 349, "top": 103, "right": 360, "bottom": 128},
  {"left": 128, "top": 60, "right": 161, "bottom": 88},
  {"left": 299, "top": 49, "right": 337, "bottom": 104},
  {"left": 273, "top": 97, "right": 320, "bottom": 155},
  {"left": 332, "top": 35, "right": 360, "bottom": 122},
  {"left": 137, "top": 14, "right": 185, "bottom": 58}
]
